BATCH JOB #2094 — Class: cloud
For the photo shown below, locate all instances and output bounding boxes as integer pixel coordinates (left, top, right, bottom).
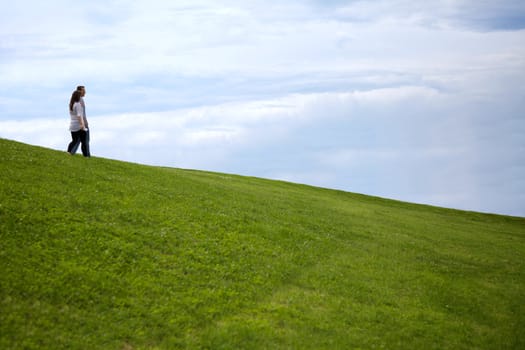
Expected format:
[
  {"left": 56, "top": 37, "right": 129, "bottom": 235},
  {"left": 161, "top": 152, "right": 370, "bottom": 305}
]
[
  {"left": 1, "top": 0, "right": 524, "bottom": 216},
  {"left": 2, "top": 2, "right": 524, "bottom": 95},
  {"left": 0, "top": 118, "right": 66, "bottom": 150},
  {"left": 321, "top": 0, "right": 525, "bottom": 30},
  {"left": 4, "top": 81, "right": 523, "bottom": 216},
  {"left": 452, "top": 0, "right": 525, "bottom": 30}
]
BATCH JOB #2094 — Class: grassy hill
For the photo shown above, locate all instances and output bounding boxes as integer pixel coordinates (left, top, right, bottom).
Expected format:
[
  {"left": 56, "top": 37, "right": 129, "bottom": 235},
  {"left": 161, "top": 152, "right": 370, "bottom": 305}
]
[{"left": 0, "top": 138, "right": 524, "bottom": 349}]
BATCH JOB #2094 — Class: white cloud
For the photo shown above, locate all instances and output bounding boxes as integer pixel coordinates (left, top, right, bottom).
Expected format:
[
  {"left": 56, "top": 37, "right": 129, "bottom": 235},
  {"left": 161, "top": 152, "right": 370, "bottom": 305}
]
[
  {"left": 2, "top": 85, "right": 440, "bottom": 157},
  {"left": 2, "top": 80, "right": 524, "bottom": 216},
  {"left": 0, "top": 118, "right": 66, "bottom": 150},
  {"left": 1, "top": 0, "right": 524, "bottom": 216}
]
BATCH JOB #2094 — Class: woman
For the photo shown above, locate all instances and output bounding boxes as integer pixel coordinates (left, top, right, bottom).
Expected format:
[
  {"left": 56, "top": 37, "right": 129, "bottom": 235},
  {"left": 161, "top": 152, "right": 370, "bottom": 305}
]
[{"left": 67, "top": 90, "right": 89, "bottom": 157}]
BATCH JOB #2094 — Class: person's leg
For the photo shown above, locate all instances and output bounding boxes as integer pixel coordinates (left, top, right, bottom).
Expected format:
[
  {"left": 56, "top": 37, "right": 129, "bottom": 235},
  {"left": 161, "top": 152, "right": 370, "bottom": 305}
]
[
  {"left": 67, "top": 132, "right": 80, "bottom": 154},
  {"left": 70, "top": 135, "right": 80, "bottom": 155},
  {"left": 84, "top": 129, "right": 91, "bottom": 157},
  {"left": 79, "top": 130, "right": 89, "bottom": 157}
]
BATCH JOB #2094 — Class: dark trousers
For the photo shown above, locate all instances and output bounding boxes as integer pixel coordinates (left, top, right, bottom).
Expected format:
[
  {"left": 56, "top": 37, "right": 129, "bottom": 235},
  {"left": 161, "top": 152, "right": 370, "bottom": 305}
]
[
  {"left": 67, "top": 130, "right": 90, "bottom": 157},
  {"left": 69, "top": 129, "right": 90, "bottom": 156}
]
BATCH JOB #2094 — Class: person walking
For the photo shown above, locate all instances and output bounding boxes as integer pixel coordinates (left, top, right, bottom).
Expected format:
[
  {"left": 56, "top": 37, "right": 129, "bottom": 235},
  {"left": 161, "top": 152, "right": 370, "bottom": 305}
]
[
  {"left": 67, "top": 90, "right": 90, "bottom": 157},
  {"left": 69, "top": 85, "right": 90, "bottom": 156}
]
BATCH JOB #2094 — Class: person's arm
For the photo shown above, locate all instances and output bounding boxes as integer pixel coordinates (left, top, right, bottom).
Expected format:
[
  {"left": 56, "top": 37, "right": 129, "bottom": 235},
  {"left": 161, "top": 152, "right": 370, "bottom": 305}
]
[
  {"left": 81, "top": 99, "right": 88, "bottom": 128},
  {"left": 78, "top": 116, "right": 86, "bottom": 130}
]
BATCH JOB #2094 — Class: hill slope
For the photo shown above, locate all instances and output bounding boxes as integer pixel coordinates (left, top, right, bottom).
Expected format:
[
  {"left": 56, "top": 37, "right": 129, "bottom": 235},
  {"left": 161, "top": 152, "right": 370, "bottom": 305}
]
[{"left": 1, "top": 138, "right": 524, "bottom": 349}]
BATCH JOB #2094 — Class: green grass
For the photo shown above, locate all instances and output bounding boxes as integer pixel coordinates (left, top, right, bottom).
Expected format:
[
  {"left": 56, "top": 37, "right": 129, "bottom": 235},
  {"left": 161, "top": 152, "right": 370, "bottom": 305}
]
[{"left": 1, "top": 138, "right": 524, "bottom": 349}]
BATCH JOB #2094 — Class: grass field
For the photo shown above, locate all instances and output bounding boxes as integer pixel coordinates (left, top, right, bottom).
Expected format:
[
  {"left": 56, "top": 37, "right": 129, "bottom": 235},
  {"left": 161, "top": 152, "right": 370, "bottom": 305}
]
[{"left": 1, "top": 138, "right": 524, "bottom": 349}]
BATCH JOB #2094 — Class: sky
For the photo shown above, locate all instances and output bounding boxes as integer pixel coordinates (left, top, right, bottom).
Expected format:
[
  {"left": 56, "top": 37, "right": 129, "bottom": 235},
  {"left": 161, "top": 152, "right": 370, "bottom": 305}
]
[{"left": 1, "top": 0, "right": 524, "bottom": 217}]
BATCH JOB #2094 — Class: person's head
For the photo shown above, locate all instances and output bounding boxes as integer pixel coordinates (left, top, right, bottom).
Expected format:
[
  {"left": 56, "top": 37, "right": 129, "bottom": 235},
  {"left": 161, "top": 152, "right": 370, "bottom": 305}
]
[
  {"left": 76, "top": 85, "right": 86, "bottom": 97},
  {"left": 69, "top": 90, "right": 82, "bottom": 111}
]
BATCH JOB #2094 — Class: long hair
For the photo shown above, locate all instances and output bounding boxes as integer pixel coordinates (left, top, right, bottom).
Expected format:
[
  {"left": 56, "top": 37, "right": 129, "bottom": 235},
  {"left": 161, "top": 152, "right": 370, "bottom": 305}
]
[{"left": 69, "top": 90, "right": 81, "bottom": 111}]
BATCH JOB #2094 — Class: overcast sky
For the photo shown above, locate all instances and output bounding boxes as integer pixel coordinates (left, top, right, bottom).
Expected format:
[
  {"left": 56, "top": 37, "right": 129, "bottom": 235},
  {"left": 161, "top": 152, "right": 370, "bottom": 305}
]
[{"left": 1, "top": 0, "right": 524, "bottom": 216}]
